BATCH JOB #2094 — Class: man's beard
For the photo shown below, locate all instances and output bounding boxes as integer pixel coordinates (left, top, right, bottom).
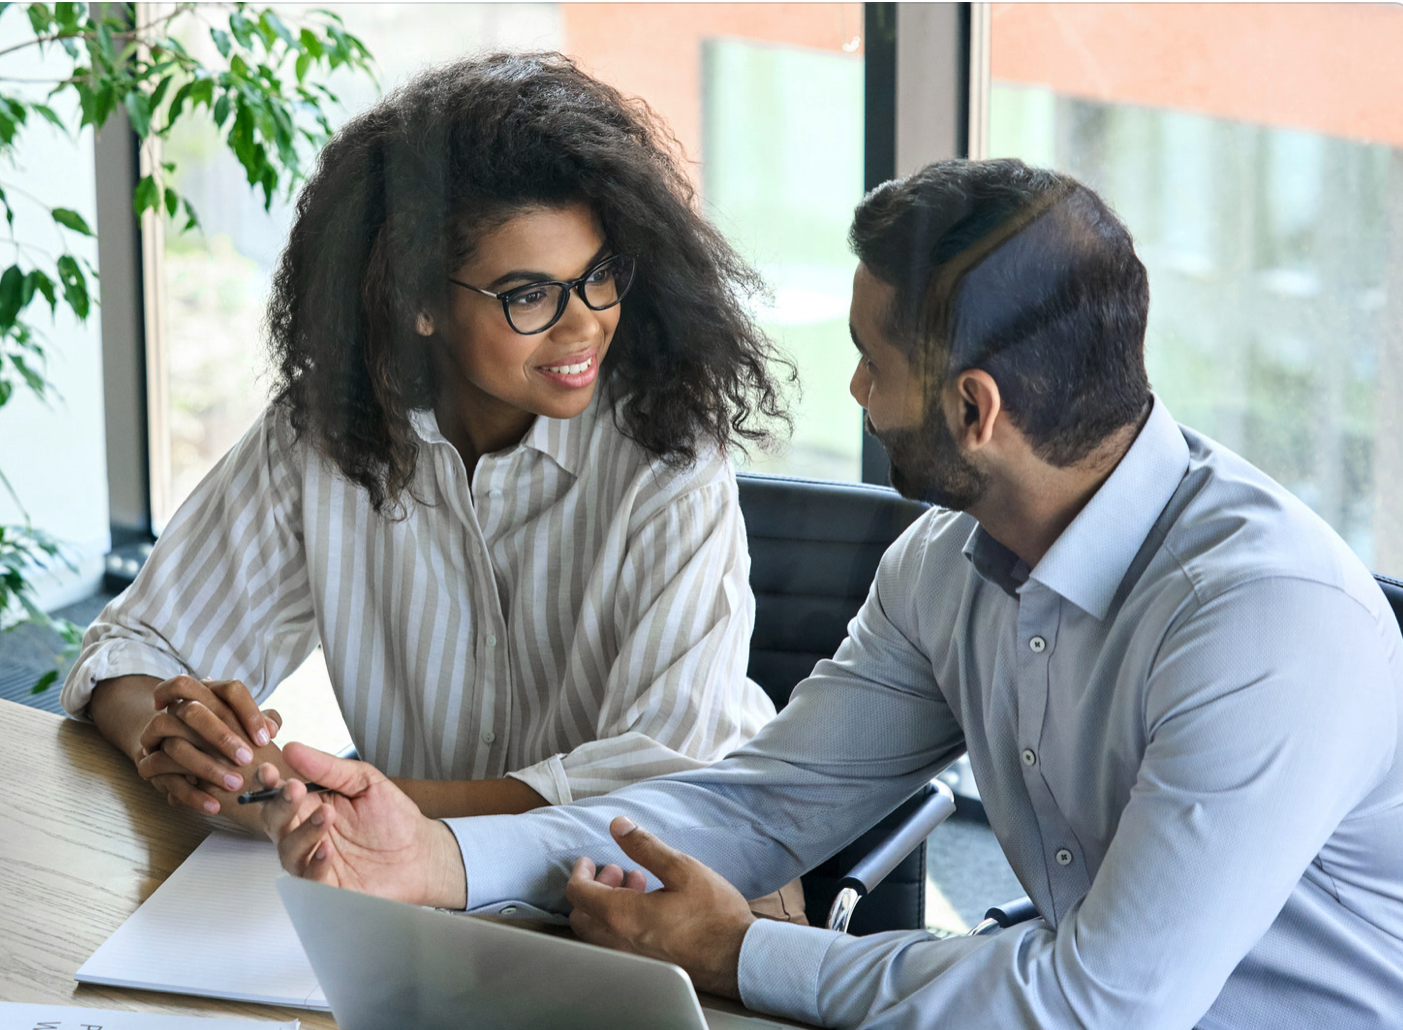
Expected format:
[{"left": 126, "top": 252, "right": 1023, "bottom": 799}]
[{"left": 865, "top": 408, "right": 990, "bottom": 511}]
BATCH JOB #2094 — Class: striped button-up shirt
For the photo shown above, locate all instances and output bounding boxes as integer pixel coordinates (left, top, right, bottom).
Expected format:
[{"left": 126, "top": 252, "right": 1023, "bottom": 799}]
[{"left": 62, "top": 391, "right": 775, "bottom": 804}]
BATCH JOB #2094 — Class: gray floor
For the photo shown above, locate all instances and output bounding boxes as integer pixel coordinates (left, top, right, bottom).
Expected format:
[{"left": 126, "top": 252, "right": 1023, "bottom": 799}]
[
  {"left": 925, "top": 813, "right": 1027, "bottom": 932},
  {"left": 0, "top": 593, "right": 112, "bottom": 715}
]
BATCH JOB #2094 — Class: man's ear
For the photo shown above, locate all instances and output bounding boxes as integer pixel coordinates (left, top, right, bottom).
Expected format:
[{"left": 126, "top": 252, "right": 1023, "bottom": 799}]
[
  {"left": 415, "top": 312, "right": 434, "bottom": 337},
  {"left": 952, "top": 369, "right": 1001, "bottom": 451}
]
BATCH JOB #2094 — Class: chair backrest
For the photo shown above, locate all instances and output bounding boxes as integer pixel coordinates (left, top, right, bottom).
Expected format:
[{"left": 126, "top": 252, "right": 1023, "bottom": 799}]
[
  {"left": 1375, "top": 574, "right": 1403, "bottom": 633},
  {"left": 738, "top": 472, "right": 932, "bottom": 934}
]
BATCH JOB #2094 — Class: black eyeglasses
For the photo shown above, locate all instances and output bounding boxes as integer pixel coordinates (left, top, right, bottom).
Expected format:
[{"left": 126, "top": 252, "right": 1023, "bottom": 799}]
[{"left": 448, "top": 254, "right": 636, "bottom": 335}]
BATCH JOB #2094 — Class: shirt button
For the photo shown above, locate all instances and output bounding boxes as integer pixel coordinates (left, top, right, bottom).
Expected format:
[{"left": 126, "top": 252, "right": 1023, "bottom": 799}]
[
  {"left": 481, "top": 730, "right": 496, "bottom": 744},
  {"left": 485, "top": 634, "right": 497, "bottom": 648},
  {"left": 501, "top": 905, "right": 517, "bottom": 916},
  {"left": 489, "top": 488, "right": 503, "bottom": 499},
  {"left": 1021, "top": 748, "right": 1037, "bottom": 766},
  {"left": 1029, "top": 635, "right": 1047, "bottom": 653},
  {"left": 1055, "top": 848, "right": 1073, "bottom": 866}
]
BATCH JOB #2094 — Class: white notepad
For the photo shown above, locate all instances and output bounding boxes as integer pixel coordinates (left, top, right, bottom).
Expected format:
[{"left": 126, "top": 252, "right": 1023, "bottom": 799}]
[
  {"left": 0, "top": 1002, "right": 298, "bottom": 1029},
  {"left": 76, "top": 832, "right": 329, "bottom": 1010}
]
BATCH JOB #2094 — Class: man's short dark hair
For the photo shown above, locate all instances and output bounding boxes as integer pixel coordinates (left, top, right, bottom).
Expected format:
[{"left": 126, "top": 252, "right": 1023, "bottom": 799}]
[{"left": 849, "top": 158, "right": 1151, "bottom": 467}]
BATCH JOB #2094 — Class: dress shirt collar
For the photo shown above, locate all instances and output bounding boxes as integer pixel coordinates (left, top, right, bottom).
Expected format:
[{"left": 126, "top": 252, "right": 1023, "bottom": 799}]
[
  {"left": 1027, "top": 394, "right": 1188, "bottom": 619},
  {"left": 963, "top": 395, "right": 1189, "bottom": 618},
  {"left": 408, "top": 388, "right": 603, "bottom": 480}
]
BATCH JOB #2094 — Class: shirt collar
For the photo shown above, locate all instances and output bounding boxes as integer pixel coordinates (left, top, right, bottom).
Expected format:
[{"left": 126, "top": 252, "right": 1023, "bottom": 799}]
[
  {"left": 1025, "top": 394, "right": 1189, "bottom": 619},
  {"left": 407, "top": 388, "right": 601, "bottom": 480}
]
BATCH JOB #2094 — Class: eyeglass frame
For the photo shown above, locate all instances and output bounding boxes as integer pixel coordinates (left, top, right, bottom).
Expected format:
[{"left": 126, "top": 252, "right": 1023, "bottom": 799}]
[{"left": 446, "top": 254, "right": 636, "bottom": 335}]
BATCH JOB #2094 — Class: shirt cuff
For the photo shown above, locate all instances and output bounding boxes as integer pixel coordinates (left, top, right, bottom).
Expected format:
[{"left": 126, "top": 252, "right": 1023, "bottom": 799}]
[
  {"left": 507, "top": 754, "right": 572, "bottom": 806},
  {"left": 737, "top": 916, "right": 841, "bottom": 1026},
  {"left": 447, "top": 812, "right": 568, "bottom": 913},
  {"left": 60, "top": 642, "right": 190, "bottom": 719}
]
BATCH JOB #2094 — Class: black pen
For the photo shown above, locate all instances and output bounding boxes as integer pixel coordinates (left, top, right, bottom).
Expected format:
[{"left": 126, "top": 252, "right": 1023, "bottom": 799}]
[{"left": 237, "top": 781, "right": 331, "bottom": 805}]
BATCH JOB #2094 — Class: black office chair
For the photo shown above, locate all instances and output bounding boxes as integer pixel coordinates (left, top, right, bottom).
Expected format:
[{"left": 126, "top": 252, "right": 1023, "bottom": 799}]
[{"left": 739, "top": 472, "right": 957, "bottom": 935}]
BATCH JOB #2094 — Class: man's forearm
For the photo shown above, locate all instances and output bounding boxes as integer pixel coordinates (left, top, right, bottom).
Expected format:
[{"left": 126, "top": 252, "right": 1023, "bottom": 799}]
[{"left": 393, "top": 776, "right": 549, "bottom": 818}]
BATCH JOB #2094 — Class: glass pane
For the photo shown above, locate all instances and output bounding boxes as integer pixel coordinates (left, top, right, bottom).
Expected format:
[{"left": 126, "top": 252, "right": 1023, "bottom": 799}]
[
  {"left": 154, "top": 2, "right": 866, "bottom": 532},
  {"left": 987, "top": 3, "right": 1403, "bottom": 571}
]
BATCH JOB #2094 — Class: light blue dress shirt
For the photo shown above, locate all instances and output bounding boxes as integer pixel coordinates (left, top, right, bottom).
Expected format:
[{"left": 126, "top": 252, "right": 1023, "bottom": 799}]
[{"left": 448, "top": 397, "right": 1403, "bottom": 1029}]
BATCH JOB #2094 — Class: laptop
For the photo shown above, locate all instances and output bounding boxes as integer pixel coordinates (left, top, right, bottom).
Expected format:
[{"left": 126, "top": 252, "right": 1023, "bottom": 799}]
[{"left": 277, "top": 876, "right": 802, "bottom": 1030}]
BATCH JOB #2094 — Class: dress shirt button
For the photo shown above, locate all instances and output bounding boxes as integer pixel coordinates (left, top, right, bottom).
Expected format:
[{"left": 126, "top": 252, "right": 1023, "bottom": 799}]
[
  {"left": 1029, "top": 635, "right": 1047, "bottom": 653},
  {"left": 1021, "top": 748, "right": 1037, "bottom": 766},
  {"left": 485, "top": 634, "right": 497, "bottom": 648},
  {"left": 1055, "top": 848, "right": 1073, "bottom": 866},
  {"left": 501, "top": 905, "right": 517, "bottom": 916},
  {"left": 489, "top": 487, "right": 503, "bottom": 499},
  {"left": 481, "top": 730, "right": 496, "bottom": 745}
]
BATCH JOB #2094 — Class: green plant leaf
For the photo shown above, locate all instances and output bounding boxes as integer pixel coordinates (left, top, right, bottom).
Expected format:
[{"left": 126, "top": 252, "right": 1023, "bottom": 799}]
[
  {"left": 30, "top": 668, "right": 59, "bottom": 693},
  {"left": 164, "top": 186, "right": 178, "bottom": 218},
  {"left": 51, "top": 207, "right": 93, "bottom": 236},
  {"left": 260, "top": 10, "right": 296, "bottom": 49},
  {"left": 124, "top": 90, "right": 152, "bottom": 137},
  {"left": 55, "top": 253, "right": 89, "bottom": 320},
  {"left": 228, "top": 9, "right": 255, "bottom": 49},
  {"left": 27, "top": 3, "right": 54, "bottom": 35},
  {"left": 29, "top": 102, "right": 67, "bottom": 134},
  {"left": 150, "top": 74, "right": 173, "bottom": 112},
  {"left": 298, "top": 27, "right": 324, "bottom": 58},
  {"left": 294, "top": 51, "right": 310, "bottom": 83},
  {"left": 54, "top": 1, "right": 79, "bottom": 31},
  {"left": 26, "top": 269, "right": 55, "bottom": 311},
  {"left": 0, "top": 264, "right": 24, "bottom": 329},
  {"left": 133, "top": 173, "right": 159, "bottom": 216},
  {"left": 210, "top": 26, "right": 232, "bottom": 58}
]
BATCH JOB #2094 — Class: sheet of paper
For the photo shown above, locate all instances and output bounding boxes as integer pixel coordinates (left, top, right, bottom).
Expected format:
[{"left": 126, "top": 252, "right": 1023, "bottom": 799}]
[
  {"left": 75, "top": 833, "right": 328, "bottom": 1011},
  {"left": 0, "top": 1002, "right": 297, "bottom": 1029}
]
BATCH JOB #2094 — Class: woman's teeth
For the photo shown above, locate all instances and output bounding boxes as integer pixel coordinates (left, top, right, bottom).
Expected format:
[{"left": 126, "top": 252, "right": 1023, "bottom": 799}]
[{"left": 542, "top": 357, "right": 592, "bottom": 375}]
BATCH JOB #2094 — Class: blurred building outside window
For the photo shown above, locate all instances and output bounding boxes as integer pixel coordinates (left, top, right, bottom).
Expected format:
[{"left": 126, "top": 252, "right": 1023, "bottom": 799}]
[{"left": 985, "top": 2, "right": 1403, "bottom": 573}]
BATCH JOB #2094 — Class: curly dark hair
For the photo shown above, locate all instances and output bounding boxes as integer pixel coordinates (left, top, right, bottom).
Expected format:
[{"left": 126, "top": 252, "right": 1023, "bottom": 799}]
[{"left": 266, "top": 52, "right": 792, "bottom": 513}]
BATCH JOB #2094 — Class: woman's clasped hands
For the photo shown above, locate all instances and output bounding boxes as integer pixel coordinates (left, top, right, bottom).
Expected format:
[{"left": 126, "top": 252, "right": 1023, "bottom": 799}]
[{"left": 135, "top": 674, "right": 282, "bottom": 814}]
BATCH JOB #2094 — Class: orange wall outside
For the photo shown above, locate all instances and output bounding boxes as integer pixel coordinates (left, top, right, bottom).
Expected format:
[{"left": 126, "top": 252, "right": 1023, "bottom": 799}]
[
  {"left": 991, "top": 3, "right": 1403, "bottom": 148},
  {"left": 560, "top": 3, "right": 863, "bottom": 181}
]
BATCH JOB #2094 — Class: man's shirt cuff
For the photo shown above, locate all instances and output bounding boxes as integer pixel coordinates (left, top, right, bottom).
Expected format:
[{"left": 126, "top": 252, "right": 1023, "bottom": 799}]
[{"left": 738, "top": 917, "right": 841, "bottom": 1026}]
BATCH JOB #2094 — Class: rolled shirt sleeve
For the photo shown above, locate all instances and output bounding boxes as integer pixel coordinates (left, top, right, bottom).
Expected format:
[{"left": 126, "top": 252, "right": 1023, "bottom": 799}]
[{"left": 61, "top": 408, "right": 318, "bottom": 717}]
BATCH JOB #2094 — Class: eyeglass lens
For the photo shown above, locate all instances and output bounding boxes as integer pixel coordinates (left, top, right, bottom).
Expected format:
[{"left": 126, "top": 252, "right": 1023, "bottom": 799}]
[{"left": 505, "top": 256, "right": 635, "bottom": 333}]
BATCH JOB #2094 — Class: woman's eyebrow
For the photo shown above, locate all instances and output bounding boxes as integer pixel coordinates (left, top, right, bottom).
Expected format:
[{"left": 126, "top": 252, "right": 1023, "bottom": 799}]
[{"left": 484, "top": 245, "right": 611, "bottom": 290}]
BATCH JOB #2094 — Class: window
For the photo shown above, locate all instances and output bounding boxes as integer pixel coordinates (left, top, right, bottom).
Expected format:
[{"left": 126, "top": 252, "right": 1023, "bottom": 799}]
[
  {"left": 151, "top": 2, "right": 867, "bottom": 528},
  {"left": 985, "top": 3, "right": 1403, "bottom": 572}
]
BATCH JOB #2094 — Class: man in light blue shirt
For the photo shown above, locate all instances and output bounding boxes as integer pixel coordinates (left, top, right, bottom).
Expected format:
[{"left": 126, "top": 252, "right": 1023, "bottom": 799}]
[{"left": 262, "top": 159, "right": 1403, "bottom": 1029}]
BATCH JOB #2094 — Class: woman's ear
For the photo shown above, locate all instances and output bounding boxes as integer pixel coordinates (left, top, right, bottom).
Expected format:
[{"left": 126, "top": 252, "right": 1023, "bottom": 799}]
[{"left": 415, "top": 313, "right": 434, "bottom": 337}]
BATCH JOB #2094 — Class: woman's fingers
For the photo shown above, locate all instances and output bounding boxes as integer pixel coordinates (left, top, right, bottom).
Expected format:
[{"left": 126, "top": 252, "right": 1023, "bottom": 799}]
[
  {"left": 141, "top": 736, "right": 248, "bottom": 792},
  {"left": 206, "top": 679, "right": 273, "bottom": 747},
  {"left": 152, "top": 676, "right": 262, "bottom": 761},
  {"left": 150, "top": 771, "right": 221, "bottom": 814}
]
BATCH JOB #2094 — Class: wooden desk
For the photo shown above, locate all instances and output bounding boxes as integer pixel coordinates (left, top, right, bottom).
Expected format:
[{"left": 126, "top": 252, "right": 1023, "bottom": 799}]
[
  {"left": 0, "top": 698, "right": 807, "bottom": 1028},
  {"left": 0, "top": 698, "right": 337, "bottom": 1027}
]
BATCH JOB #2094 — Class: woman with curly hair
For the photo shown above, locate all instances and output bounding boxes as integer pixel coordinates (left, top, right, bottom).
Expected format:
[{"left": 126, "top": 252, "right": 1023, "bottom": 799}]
[{"left": 62, "top": 53, "right": 800, "bottom": 915}]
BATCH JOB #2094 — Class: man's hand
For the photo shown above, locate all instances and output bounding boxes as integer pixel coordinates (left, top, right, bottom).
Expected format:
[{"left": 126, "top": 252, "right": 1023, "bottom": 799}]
[
  {"left": 257, "top": 742, "right": 467, "bottom": 910},
  {"left": 566, "top": 817, "right": 756, "bottom": 999}
]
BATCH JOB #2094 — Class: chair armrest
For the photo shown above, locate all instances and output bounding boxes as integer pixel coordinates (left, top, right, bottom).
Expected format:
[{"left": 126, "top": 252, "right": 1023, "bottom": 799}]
[
  {"left": 826, "top": 780, "right": 957, "bottom": 932},
  {"left": 967, "top": 896, "right": 1039, "bottom": 936}
]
